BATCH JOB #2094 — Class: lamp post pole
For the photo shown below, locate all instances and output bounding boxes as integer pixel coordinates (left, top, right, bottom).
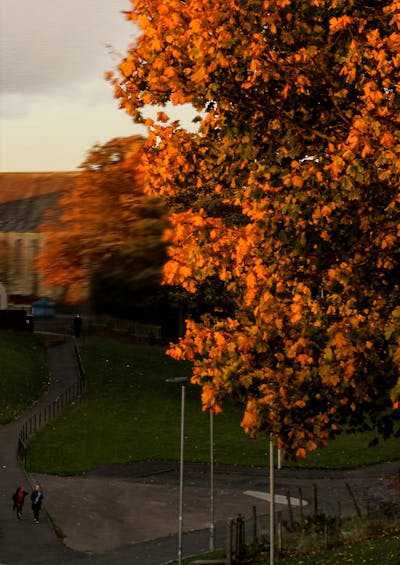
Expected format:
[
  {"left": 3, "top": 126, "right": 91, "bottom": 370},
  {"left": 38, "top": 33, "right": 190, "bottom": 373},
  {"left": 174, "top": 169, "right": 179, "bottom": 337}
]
[
  {"left": 178, "top": 383, "right": 185, "bottom": 565},
  {"left": 269, "top": 440, "right": 275, "bottom": 565},
  {"left": 166, "top": 377, "right": 188, "bottom": 565},
  {"left": 209, "top": 409, "right": 215, "bottom": 551}
]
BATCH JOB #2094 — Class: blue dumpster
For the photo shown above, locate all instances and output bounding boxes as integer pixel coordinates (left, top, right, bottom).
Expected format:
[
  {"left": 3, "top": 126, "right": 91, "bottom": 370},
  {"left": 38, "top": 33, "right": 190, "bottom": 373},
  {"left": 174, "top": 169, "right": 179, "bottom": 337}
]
[{"left": 32, "top": 298, "right": 55, "bottom": 318}]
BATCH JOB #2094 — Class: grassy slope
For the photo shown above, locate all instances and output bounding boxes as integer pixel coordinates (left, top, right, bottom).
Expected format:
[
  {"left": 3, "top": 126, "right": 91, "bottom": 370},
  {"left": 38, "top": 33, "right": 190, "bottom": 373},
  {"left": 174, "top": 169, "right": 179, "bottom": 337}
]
[
  {"left": 26, "top": 337, "right": 400, "bottom": 474},
  {"left": 175, "top": 531, "right": 400, "bottom": 564},
  {"left": 277, "top": 530, "right": 400, "bottom": 564},
  {"left": 0, "top": 330, "right": 48, "bottom": 424}
]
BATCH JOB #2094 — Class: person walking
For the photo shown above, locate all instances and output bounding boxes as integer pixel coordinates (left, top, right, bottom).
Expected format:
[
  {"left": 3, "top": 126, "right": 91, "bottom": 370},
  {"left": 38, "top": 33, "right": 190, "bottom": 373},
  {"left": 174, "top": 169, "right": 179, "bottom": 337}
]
[
  {"left": 31, "top": 484, "right": 44, "bottom": 523},
  {"left": 73, "top": 314, "right": 83, "bottom": 338},
  {"left": 12, "top": 487, "right": 28, "bottom": 519}
]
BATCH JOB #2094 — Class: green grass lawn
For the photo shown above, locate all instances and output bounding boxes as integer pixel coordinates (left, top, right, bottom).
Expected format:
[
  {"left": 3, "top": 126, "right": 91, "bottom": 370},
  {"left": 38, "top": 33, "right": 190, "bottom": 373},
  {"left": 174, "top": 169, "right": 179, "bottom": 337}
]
[
  {"left": 0, "top": 329, "right": 48, "bottom": 424},
  {"left": 276, "top": 531, "right": 400, "bottom": 564},
  {"left": 174, "top": 531, "right": 400, "bottom": 564},
  {"left": 25, "top": 336, "right": 400, "bottom": 475}
]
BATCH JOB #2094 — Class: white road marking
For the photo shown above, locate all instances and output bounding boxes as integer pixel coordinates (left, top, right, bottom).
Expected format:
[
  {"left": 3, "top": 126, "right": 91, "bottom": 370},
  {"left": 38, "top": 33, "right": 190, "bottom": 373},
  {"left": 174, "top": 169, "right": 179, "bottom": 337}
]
[{"left": 244, "top": 490, "right": 309, "bottom": 506}]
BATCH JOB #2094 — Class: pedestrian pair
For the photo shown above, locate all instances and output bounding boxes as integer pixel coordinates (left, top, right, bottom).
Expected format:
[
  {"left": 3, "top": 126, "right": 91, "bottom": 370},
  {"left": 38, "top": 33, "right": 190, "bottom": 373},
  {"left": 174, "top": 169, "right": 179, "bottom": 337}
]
[{"left": 12, "top": 484, "right": 44, "bottom": 522}]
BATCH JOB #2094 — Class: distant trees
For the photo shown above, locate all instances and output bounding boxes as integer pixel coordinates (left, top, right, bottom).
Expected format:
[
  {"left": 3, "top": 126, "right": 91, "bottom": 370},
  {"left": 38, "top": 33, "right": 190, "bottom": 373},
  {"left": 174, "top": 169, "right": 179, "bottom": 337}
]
[
  {"left": 111, "top": 0, "right": 400, "bottom": 455},
  {"left": 38, "top": 136, "right": 169, "bottom": 313}
]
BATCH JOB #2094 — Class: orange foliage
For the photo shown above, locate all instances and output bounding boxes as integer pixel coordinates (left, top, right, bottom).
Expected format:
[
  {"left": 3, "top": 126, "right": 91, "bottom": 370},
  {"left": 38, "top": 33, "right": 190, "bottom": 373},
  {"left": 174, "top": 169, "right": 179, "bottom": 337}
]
[
  {"left": 38, "top": 136, "right": 168, "bottom": 304},
  {"left": 112, "top": 0, "right": 400, "bottom": 456}
]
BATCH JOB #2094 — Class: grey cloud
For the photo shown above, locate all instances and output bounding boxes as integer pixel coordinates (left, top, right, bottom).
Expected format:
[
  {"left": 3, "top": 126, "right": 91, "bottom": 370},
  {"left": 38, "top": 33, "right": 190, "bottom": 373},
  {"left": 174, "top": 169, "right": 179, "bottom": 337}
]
[{"left": 0, "top": 0, "right": 136, "bottom": 96}]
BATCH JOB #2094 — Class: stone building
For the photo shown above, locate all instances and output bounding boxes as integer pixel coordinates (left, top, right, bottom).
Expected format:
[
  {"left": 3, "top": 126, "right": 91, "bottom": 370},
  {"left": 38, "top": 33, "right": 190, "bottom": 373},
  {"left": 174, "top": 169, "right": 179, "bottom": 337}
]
[{"left": 0, "top": 172, "right": 78, "bottom": 300}]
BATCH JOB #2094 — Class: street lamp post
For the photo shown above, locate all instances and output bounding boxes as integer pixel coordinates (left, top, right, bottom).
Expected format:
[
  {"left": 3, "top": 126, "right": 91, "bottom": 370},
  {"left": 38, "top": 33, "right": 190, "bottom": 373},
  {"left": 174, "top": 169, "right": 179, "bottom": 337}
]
[
  {"left": 178, "top": 383, "right": 185, "bottom": 565},
  {"left": 269, "top": 440, "right": 275, "bottom": 565},
  {"left": 167, "top": 377, "right": 216, "bottom": 560},
  {"left": 166, "top": 377, "right": 188, "bottom": 565},
  {"left": 209, "top": 409, "right": 215, "bottom": 551}
]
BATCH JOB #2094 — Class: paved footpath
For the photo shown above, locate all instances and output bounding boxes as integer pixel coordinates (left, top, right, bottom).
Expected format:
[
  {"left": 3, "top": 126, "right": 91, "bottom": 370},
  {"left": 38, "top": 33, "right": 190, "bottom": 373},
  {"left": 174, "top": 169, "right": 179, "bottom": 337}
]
[{"left": 1, "top": 336, "right": 400, "bottom": 565}]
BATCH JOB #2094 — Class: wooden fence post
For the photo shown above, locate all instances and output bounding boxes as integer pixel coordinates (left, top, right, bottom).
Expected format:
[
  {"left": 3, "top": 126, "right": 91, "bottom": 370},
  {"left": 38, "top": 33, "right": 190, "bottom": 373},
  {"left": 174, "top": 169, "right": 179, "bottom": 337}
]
[
  {"left": 235, "top": 514, "right": 245, "bottom": 557},
  {"left": 324, "top": 521, "right": 329, "bottom": 549},
  {"left": 252, "top": 505, "right": 258, "bottom": 545},
  {"left": 345, "top": 483, "right": 362, "bottom": 518},
  {"left": 226, "top": 519, "right": 232, "bottom": 565},
  {"left": 336, "top": 501, "right": 342, "bottom": 545},
  {"left": 313, "top": 483, "right": 318, "bottom": 517},
  {"left": 277, "top": 512, "right": 283, "bottom": 555},
  {"left": 299, "top": 487, "right": 305, "bottom": 524},
  {"left": 286, "top": 491, "right": 294, "bottom": 529}
]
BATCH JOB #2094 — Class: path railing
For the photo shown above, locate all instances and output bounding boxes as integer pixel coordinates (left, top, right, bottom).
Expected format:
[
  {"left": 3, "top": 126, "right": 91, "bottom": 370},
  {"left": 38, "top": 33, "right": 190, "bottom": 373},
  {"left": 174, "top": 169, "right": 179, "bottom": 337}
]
[
  {"left": 187, "top": 489, "right": 400, "bottom": 564},
  {"left": 17, "top": 338, "right": 85, "bottom": 468}
]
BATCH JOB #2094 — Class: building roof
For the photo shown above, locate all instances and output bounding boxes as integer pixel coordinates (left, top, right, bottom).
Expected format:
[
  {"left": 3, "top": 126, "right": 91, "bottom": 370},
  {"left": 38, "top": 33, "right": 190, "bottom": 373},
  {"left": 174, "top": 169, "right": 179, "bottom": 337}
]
[
  {"left": 0, "top": 172, "right": 78, "bottom": 233},
  {"left": 0, "top": 192, "right": 63, "bottom": 232},
  {"left": 0, "top": 172, "right": 78, "bottom": 204}
]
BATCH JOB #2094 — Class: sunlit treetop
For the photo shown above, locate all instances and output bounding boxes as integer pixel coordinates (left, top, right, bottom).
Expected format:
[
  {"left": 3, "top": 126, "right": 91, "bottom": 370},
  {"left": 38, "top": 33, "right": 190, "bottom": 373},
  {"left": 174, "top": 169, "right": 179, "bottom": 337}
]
[{"left": 111, "top": 0, "right": 400, "bottom": 456}]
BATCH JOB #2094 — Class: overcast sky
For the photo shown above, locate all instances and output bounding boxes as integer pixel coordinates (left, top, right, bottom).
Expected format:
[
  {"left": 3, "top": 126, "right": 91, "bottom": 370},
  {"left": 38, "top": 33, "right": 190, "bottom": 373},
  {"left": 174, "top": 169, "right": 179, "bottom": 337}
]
[{"left": 0, "top": 0, "right": 195, "bottom": 172}]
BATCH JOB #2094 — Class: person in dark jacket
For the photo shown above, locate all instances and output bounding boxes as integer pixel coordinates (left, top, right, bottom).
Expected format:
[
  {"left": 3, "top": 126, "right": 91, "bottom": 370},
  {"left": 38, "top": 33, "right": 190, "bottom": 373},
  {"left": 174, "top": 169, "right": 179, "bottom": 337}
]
[
  {"left": 31, "top": 484, "right": 44, "bottom": 523},
  {"left": 73, "top": 314, "right": 83, "bottom": 338},
  {"left": 12, "top": 487, "right": 28, "bottom": 519}
]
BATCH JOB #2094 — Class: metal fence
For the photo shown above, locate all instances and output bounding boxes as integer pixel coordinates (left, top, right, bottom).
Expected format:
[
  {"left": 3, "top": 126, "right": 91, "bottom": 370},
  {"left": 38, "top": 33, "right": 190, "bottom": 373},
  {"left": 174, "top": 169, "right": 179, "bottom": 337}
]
[
  {"left": 89, "top": 314, "right": 162, "bottom": 340},
  {"left": 17, "top": 338, "right": 85, "bottom": 468},
  {"left": 34, "top": 314, "right": 162, "bottom": 342},
  {"left": 191, "top": 496, "right": 400, "bottom": 564}
]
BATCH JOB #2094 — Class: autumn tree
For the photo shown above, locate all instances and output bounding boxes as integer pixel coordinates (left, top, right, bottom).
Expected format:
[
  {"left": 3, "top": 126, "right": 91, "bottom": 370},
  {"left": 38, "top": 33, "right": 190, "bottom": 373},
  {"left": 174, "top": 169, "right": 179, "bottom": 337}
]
[
  {"left": 38, "top": 136, "right": 169, "bottom": 313},
  {"left": 111, "top": 0, "right": 400, "bottom": 456}
]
